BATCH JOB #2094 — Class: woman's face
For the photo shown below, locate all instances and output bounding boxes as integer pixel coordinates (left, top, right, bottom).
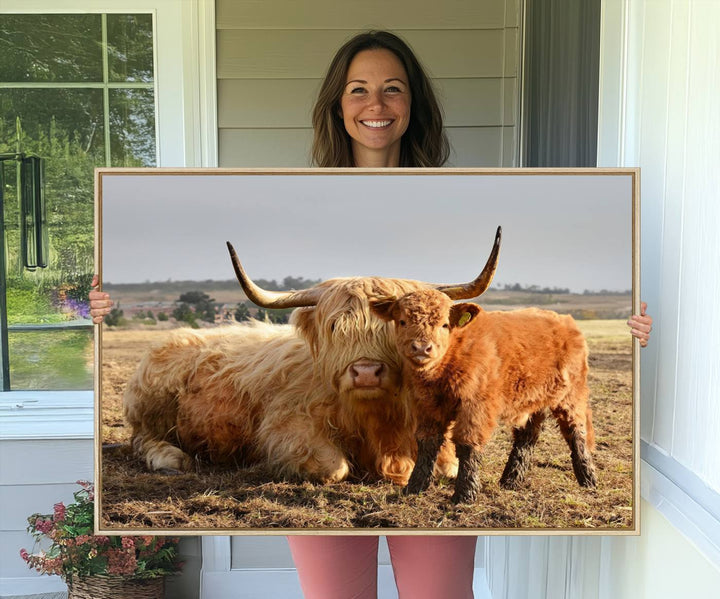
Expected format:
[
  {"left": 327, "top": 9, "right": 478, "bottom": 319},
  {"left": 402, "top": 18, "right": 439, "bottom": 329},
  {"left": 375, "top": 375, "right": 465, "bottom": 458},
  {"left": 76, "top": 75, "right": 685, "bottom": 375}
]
[{"left": 340, "top": 48, "right": 411, "bottom": 166}]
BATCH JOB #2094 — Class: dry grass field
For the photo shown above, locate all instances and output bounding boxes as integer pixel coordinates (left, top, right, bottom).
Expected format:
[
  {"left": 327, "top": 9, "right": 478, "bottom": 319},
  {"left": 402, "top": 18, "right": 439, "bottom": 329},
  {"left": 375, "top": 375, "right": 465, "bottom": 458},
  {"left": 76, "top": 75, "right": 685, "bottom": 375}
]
[{"left": 99, "top": 319, "right": 634, "bottom": 533}]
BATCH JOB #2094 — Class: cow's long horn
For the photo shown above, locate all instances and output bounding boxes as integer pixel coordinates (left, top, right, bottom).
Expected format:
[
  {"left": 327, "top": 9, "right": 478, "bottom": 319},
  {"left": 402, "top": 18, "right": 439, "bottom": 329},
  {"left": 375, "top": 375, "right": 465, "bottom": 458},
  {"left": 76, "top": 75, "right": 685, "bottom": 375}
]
[
  {"left": 227, "top": 242, "right": 323, "bottom": 308},
  {"left": 433, "top": 226, "right": 502, "bottom": 299}
]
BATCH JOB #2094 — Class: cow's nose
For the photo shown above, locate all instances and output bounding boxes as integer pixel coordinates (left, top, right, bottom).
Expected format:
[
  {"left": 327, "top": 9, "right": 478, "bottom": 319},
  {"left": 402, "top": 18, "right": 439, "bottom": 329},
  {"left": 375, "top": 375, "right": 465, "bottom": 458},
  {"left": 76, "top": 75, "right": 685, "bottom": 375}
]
[
  {"left": 411, "top": 341, "right": 433, "bottom": 355},
  {"left": 350, "top": 360, "right": 385, "bottom": 387}
]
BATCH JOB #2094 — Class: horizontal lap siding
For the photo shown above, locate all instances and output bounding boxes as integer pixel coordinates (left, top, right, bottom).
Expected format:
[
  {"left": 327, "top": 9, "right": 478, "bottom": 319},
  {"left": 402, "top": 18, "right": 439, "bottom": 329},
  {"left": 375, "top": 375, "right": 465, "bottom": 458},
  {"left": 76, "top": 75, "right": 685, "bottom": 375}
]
[
  {"left": 217, "top": 30, "right": 509, "bottom": 79},
  {"left": 216, "top": 0, "right": 522, "bottom": 168},
  {"left": 0, "top": 439, "right": 93, "bottom": 580},
  {"left": 216, "top": 0, "right": 512, "bottom": 30},
  {"left": 218, "top": 79, "right": 515, "bottom": 128}
]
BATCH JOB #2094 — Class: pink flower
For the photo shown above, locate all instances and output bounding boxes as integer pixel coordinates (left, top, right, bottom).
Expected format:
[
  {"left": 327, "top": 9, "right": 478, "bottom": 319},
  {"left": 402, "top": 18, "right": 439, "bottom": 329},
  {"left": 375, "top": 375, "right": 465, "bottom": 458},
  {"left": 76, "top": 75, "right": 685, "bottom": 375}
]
[
  {"left": 121, "top": 537, "right": 135, "bottom": 549},
  {"left": 43, "top": 557, "right": 64, "bottom": 576},
  {"left": 107, "top": 548, "right": 137, "bottom": 576},
  {"left": 19, "top": 548, "right": 29, "bottom": 562},
  {"left": 74, "top": 535, "right": 91, "bottom": 546},
  {"left": 53, "top": 503, "right": 66, "bottom": 522},
  {"left": 34, "top": 518, "right": 54, "bottom": 534}
]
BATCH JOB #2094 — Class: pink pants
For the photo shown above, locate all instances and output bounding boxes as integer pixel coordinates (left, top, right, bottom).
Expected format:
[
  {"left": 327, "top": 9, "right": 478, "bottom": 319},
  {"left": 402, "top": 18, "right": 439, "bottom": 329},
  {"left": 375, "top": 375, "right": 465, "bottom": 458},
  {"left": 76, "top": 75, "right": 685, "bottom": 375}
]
[{"left": 287, "top": 535, "right": 477, "bottom": 599}]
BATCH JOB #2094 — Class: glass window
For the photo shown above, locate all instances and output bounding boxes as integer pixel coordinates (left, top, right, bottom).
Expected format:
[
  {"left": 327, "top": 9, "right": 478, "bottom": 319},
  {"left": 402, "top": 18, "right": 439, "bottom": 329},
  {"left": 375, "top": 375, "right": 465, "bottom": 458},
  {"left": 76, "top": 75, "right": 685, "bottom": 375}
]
[
  {"left": 0, "top": 14, "right": 103, "bottom": 83},
  {"left": 0, "top": 13, "right": 156, "bottom": 391}
]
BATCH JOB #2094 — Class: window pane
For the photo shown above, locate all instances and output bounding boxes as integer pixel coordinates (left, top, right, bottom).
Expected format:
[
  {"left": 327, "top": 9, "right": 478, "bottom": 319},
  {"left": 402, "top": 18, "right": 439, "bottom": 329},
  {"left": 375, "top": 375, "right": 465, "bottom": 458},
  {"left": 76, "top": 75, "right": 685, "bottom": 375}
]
[
  {"left": 107, "top": 14, "right": 154, "bottom": 83},
  {"left": 0, "top": 88, "right": 106, "bottom": 164},
  {"left": 1, "top": 88, "right": 102, "bottom": 280},
  {"left": 8, "top": 329, "right": 93, "bottom": 390},
  {"left": 0, "top": 12, "right": 157, "bottom": 391},
  {"left": 0, "top": 14, "right": 103, "bottom": 82},
  {"left": 2, "top": 89, "right": 99, "bottom": 390},
  {"left": 110, "top": 89, "right": 157, "bottom": 167}
]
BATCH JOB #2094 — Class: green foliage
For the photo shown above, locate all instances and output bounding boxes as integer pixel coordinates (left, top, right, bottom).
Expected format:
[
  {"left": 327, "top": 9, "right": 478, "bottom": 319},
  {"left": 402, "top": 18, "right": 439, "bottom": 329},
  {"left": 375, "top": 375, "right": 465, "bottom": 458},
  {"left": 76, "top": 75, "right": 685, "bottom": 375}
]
[
  {"left": 172, "top": 303, "right": 198, "bottom": 328},
  {"left": 156, "top": 311, "right": 168, "bottom": 321},
  {"left": 265, "top": 308, "right": 293, "bottom": 324},
  {"left": 175, "top": 291, "right": 215, "bottom": 324},
  {"left": 132, "top": 310, "right": 154, "bottom": 321},
  {"left": 21, "top": 482, "right": 182, "bottom": 583},
  {"left": 9, "top": 330, "right": 92, "bottom": 390},
  {"left": 5, "top": 286, "right": 64, "bottom": 325},
  {"left": 104, "top": 308, "right": 126, "bottom": 327},
  {"left": 281, "top": 275, "right": 322, "bottom": 290},
  {"left": 234, "top": 303, "right": 251, "bottom": 322},
  {"left": 178, "top": 291, "right": 209, "bottom": 304}
]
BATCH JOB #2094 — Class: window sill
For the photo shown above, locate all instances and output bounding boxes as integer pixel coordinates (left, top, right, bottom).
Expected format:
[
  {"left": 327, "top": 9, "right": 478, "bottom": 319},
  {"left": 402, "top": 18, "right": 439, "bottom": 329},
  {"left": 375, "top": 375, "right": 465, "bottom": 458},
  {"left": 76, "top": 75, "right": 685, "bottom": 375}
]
[
  {"left": 0, "top": 391, "right": 93, "bottom": 440},
  {"left": 641, "top": 442, "right": 720, "bottom": 567}
]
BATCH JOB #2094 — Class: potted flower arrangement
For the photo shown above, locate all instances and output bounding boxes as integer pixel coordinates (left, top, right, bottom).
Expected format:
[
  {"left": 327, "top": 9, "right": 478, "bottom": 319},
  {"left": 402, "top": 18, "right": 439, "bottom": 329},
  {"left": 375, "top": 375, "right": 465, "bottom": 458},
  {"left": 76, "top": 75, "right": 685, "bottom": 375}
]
[{"left": 20, "top": 481, "right": 182, "bottom": 599}]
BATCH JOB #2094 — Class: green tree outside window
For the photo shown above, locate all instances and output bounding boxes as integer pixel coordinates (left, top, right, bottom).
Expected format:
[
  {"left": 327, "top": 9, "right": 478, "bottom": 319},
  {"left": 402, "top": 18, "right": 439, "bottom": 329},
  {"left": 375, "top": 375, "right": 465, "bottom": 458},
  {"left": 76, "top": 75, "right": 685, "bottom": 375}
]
[{"left": 0, "top": 13, "right": 156, "bottom": 390}]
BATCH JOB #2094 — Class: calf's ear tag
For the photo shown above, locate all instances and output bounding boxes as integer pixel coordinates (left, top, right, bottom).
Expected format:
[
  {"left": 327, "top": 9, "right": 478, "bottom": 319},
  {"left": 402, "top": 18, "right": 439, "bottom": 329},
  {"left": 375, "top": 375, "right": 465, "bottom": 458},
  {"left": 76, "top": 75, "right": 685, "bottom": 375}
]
[{"left": 457, "top": 312, "right": 472, "bottom": 327}]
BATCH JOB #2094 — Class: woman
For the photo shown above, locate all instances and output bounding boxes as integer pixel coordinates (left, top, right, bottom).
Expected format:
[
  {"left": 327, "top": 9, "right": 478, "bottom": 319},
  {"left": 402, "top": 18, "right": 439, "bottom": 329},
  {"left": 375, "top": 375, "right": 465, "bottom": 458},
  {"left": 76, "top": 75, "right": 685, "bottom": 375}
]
[
  {"left": 90, "top": 31, "right": 652, "bottom": 598},
  {"left": 292, "top": 32, "right": 478, "bottom": 599}
]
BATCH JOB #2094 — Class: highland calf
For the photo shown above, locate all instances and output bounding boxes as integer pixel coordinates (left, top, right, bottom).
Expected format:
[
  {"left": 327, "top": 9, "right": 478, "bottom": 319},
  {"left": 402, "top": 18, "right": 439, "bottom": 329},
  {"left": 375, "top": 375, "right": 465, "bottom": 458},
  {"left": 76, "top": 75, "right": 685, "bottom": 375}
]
[{"left": 370, "top": 289, "right": 596, "bottom": 504}]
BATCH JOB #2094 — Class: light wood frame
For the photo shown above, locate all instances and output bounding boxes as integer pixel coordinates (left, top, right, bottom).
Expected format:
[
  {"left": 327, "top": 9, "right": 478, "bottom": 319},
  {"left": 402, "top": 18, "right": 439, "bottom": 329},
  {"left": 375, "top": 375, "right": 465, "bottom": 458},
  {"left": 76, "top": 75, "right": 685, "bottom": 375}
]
[{"left": 94, "top": 167, "right": 640, "bottom": 535}]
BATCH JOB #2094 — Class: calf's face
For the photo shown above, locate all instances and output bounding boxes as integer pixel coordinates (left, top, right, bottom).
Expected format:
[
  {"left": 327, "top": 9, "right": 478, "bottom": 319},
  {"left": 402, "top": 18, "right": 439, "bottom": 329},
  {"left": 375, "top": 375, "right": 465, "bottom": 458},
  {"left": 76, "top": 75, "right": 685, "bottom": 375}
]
[{"left": 370, "top": 290, "right": 480, "bottom": 370}]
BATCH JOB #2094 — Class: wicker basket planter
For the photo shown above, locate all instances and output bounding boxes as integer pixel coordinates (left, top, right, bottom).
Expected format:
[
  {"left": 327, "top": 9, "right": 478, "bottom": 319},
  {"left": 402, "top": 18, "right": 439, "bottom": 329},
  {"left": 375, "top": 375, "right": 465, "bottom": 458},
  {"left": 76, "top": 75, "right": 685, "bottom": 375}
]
[{"left": 67, "top": 575, "right": 164, "bottom": 599}]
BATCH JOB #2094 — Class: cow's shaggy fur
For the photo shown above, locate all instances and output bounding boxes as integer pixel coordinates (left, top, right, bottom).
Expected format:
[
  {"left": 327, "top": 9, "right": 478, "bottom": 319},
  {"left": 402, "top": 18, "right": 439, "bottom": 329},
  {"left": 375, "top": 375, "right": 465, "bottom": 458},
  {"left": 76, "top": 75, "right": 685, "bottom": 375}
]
[
  {"left": 123, "top": 277, "right": 460, "bottom": 485},
  {"left": 371, "top": 289, "right": 596, "bottom": 503}
]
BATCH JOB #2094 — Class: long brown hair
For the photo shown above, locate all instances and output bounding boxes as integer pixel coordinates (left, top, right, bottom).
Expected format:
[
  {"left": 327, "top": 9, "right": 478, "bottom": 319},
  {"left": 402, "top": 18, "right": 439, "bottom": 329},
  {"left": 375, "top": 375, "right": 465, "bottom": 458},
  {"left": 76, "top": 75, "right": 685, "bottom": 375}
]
[{"left": 311, "top": 31, "right": 450, "bottom": 168}]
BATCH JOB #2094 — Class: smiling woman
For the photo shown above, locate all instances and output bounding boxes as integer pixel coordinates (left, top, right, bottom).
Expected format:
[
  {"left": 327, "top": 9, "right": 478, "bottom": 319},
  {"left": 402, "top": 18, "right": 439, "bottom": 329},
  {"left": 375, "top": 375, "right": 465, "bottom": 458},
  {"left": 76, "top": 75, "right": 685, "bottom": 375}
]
[
  {"left": 311, "top": 30, "right": 449, "bottom": 168},
  {"left": 340, "top": 48, "right": 412, "bottom": 167}
]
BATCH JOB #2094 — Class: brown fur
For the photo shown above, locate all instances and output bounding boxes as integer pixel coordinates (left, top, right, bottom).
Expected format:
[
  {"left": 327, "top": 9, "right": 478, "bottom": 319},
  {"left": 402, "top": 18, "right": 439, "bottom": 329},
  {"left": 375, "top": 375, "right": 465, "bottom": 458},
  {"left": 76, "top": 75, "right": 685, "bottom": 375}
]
[
  {"left": 371, "top": 289, "right": 597, "bottom": 500},
  {"left": 123, "top": 277, "right": 459, "bottom": 484}
]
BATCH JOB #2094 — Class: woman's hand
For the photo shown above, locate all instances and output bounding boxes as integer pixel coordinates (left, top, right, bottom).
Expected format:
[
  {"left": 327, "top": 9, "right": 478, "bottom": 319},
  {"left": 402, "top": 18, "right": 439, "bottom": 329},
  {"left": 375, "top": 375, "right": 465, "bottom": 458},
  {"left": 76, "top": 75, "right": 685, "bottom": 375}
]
[
  {"left": 627, "top": 301, "right": 652, "bottom": 347},
  {"left": 89, "top": 274, "right": 113, "bottom": 324}
]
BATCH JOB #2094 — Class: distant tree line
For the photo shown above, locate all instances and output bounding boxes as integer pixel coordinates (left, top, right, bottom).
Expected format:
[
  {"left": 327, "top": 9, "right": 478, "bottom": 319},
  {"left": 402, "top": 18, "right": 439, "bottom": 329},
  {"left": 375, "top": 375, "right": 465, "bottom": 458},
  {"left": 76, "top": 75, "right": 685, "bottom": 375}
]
[
  {"left": 582, "top": 289, "right": 632, "bottom": 296},
  {"left": 254, "top": 276, "right": 323, "bottom": 291},
  {"left": 500, "top": 283, "right": 571, "bottom": 294},
  {"left": 104, "top": 276, "right": 322, "bottom": 294},
  {"left": 234, "top": 302, "right": 292, "bottom": 324},
  {"left": 497, "top": 283, "right": 630, "bottom": 295}
]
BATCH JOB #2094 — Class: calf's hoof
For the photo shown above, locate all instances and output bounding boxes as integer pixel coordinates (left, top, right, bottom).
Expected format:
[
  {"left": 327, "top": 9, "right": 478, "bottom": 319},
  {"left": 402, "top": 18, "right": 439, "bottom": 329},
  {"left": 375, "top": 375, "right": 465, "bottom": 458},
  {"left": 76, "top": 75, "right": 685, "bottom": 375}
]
[
  {"left": 451, "top": 487, "right": 478, "bottom": 505},
  {"left": 498, "top": 474, "right": 523, "bottom": 490},
  {"left": 404, "top": 478, "right": 431, "bottom": 495},
  {"left": 578, "top": 469, "right": 598, "bottom": 489}
]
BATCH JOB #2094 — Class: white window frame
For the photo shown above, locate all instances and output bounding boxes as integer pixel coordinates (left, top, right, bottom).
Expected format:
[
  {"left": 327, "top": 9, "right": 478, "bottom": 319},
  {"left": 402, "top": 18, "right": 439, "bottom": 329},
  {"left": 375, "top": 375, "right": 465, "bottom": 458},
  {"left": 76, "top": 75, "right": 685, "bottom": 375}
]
[{"left": 0, "top": 0, "right": 217, "bottom": 441}]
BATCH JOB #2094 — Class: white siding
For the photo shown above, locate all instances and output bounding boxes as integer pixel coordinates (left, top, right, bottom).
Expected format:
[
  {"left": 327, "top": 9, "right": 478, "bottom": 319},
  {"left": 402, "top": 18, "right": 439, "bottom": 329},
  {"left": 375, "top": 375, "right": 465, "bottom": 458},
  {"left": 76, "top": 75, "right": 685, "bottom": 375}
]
[
  {"left": 216, "top": 0, "right": 522, "bottom": 168},
  {"left": 0, "top": 438, "right": 92, "bottom": 594},
  {"left": 604, "top": 0, "right": 720, "bottom": 491},
  {"left": 486, "top": 0, "right": 720, "bottom": 597}
]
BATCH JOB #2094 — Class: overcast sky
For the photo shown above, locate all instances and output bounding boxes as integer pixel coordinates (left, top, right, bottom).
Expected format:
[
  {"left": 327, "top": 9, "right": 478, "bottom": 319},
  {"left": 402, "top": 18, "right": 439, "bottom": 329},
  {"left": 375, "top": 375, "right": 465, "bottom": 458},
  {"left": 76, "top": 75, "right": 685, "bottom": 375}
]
[{"left": 100, "top": 172, "right": 634, "bottom": 293}]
